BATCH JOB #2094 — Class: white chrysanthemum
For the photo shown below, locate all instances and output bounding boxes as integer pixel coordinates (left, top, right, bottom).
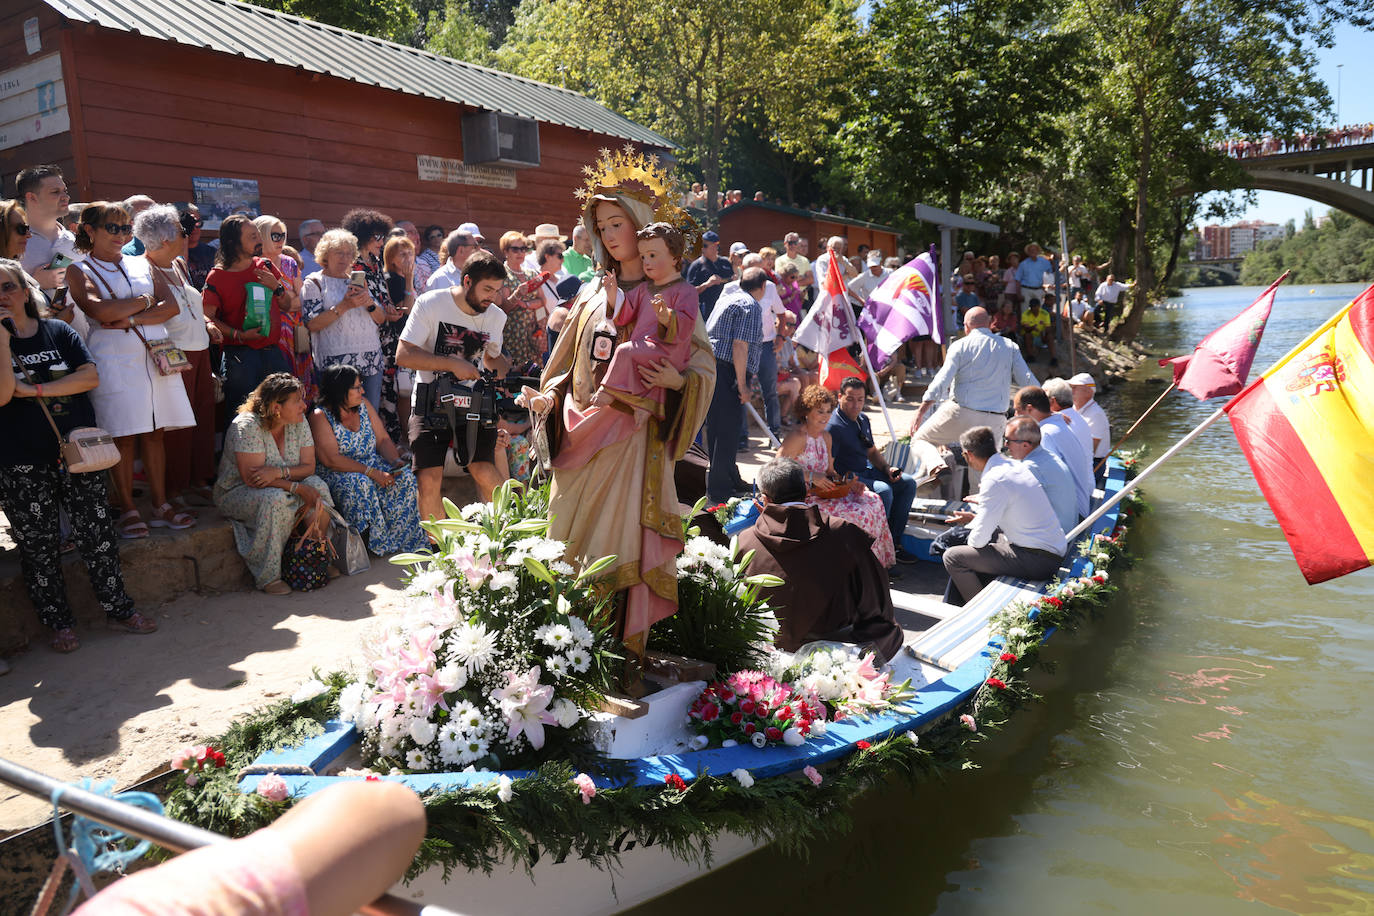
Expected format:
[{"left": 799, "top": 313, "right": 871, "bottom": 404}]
[
  {"left": 489, "top": 570, "right": 518, "bottom": 591},
  {"left": 497, "top": 774, "right": 514, "bottom": 802},
  {"left": 732, "top": 768, "right": 754, "bottom": 788},
  {"left": 1009, "top": 626, "right": 1027, "bottom": 639},
  {"left": 757, "top": 609, "right": 781, "bottom": 637},
  {"left": 568, "top": 616, "right": 594, "bottom": 647},
  {"left": 378, "top": 737, "right": 398, "bottom": 758},
  {"left": 409, "top": 718, "right": 437, "bottom": 747},
  {"left": 503, "top": 548, "right": 530, "bottom": 568},
  {"left": 541, "top": 624, "right": 574, "bottom": 649},
  {"left": 460, "top": 502, "right": 486, "bottom": 520},
  {"left": 435, "top": 662, "right": 467, "bottom": 693},
  {"left": 534, "top": 623, "right": 553, "bottom": 644},
  {"left": 550, "top": 698, "right": 580, "bottom": 729},
  {"left": 448, "top": 622, "right": 496, "bottom": 671},
  {"left": 406, "top": 749, "right": 430, "bottom": 771},
  {"left": 291, "top": 678, "right": 328, "bottom": 704},
  {"left": 531, "top": 539, "right": 565, "bottom": 562},
  {"left": 379, "top": 712, "right": 409, "bottom": 740},
  {"left": 547, "top": 655, "right": 570, "bottom": 679},
  {"left": 565, "top": 647, "right": 591, "bottom": 674},
  {"left": 337, "top": 683, "right": 366, "bottom": 723},
  {"left": 1096, "top": 569, "right": 1110, "bottom": 581},
  {"left": 448, "top": 701, "right": 485, "bottom": 735},
  {"left": 437, "top": 738, "right": 462, "bottom": 765},
  {"left": 407, "top": 568, "right": 448, "bottom": 595},
  {"left": 549, "top": 560, "right": 575, "bottom": 576},
  {"left": 438, "top": 723, "right": 463, "bottom": 746}
]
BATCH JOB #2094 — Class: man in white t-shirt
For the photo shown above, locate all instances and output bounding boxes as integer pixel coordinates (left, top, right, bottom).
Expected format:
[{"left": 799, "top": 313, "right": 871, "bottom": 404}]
[
  {"left": 1093, "top": 274, "right": 1133, "bottom": 328},
  {"left": 397, "top": 251, "right": 511, "bottom": 518},
  {"left": 1069, "top": 372, "right": 1112, "bottom": 460},
  {"left": 16, "top": 164, "right": 82, "bottom": 299}
]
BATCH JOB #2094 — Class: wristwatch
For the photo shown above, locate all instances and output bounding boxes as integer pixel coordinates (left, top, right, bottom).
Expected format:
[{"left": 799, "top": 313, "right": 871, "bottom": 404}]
[{"left": 274, "top": 284, "right": 286, "bottom": 296}]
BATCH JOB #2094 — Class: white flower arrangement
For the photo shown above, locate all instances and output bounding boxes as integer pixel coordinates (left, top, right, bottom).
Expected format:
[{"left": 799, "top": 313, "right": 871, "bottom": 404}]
[{"left": 338, "top": 483, "right": 620, "bottom": 773}]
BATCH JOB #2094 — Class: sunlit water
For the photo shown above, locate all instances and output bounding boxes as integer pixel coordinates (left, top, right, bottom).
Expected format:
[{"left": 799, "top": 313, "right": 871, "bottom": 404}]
[{"left": 630, "top": 283, "right": 1374, "bottom": 916}]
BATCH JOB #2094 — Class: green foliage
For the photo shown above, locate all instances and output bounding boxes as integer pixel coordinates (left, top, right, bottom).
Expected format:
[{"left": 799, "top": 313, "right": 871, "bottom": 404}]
[
  {"left": 253, "top": 0, "right": 419, "bottom": 44},
  {"left": 425, "top": 0, "right": 495, "bottom": 62},
  {"left": 1239, "top": 210, "right": 1374, "bottom": 285}
]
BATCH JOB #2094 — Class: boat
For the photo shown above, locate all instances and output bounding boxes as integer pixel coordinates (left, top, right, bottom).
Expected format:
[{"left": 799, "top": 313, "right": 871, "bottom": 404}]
[{"left": 200, "top": 457, "right": 1140, "bottom": 916}]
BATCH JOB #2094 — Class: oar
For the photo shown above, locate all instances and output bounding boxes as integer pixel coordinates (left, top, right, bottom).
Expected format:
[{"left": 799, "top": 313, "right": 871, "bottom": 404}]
[{"left": 1094, "top": 381, "right": 1176, "bottom": 474}]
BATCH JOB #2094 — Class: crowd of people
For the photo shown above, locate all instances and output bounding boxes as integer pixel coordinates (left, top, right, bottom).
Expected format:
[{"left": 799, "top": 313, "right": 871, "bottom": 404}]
[
  {"left": 1218, "top": 124, "right": 1374, "bottom": 158},
  {"left": 2, "top": 159, "right": 1114, "bottom": 665}
]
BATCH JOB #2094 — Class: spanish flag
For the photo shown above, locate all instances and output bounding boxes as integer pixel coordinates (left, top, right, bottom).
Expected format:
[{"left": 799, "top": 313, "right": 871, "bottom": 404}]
[{"left": 1225, "top": 283, "right": 1374, "bottom": 584}]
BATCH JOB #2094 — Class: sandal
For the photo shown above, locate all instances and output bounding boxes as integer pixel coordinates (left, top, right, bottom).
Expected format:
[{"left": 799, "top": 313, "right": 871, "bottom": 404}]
[
  {"left": 50, "top": 628, "right": 81, "bottom": 653},
  {"left": 107, "top": 612, "right": 158, "bottom": 634},
  {"left": 262, "top": 579, "right": 292, "bottom": 596},
  {"left": 149, "top": 502, "right": 196, "bottom": 530},
  {"left": 117, "top": 509, "right": 150, "bottom": 539}
]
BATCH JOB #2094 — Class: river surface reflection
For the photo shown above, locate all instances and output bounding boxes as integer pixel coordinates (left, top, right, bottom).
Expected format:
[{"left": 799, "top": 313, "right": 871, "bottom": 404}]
[{"left": 626, "top": 283, "right": 1374, "bottom": 916}]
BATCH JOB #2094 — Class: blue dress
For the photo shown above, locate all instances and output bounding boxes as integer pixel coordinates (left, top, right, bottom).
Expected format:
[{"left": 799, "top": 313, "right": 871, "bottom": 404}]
[{"left": 315, "top": 407, "right": 427, "bottom": 556}]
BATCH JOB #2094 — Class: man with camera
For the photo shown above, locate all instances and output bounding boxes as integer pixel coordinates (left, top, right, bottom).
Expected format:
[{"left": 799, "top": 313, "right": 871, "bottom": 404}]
[{"left": 398, "top": 251, "right": 511, "bottom": 520}]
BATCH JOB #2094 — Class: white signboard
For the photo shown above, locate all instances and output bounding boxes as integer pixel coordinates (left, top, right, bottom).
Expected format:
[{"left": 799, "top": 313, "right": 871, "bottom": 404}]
[
  {"left": 417, "top": 154, "right": 517, "bottom": 190},
  {"left": 0, "top": 54, "right": 69, "bottom": 151}
]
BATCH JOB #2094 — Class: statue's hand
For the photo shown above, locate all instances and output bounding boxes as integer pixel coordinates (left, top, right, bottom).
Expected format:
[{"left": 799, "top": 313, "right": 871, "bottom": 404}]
[
  {"left": 517, "top": 385, "right": 553, "bottom": 414},
  {"left": 639, "top": 359, "right": 685, "bottom": 392}
]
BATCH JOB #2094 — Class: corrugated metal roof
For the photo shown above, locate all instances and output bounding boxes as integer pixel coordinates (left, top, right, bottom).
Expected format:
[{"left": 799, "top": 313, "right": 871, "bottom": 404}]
[{"left": 43, "top": 0, "right": 676, "bottom": 149}]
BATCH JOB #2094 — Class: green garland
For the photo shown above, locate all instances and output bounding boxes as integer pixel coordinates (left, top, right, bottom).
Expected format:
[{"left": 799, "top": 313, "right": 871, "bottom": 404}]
[{"left": 155, "top": 495, "right": 1144, "bottom": 880}]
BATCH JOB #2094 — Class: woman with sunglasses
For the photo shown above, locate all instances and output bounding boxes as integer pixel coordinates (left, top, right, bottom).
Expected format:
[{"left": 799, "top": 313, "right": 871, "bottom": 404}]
[
  {"left": 497, "top": 230, "right": 545, "bottom": 371},
  {"left": 255, "top": 214, "right": 315, "bottom": 402},
  {"left": 2, "top": 199, "right": 31, "bottom": 261},
  {"left": 340, "top": 208, "right": 404, "bottom": 445},
  {"left": 0, "top": 257, "right": 157, "bottom": 654},
  {"left": 137, "top": 204, "right": 218, "bottom": 512},
  {"left": 67, "top": 202, "right": 195, "bottom": 538}
]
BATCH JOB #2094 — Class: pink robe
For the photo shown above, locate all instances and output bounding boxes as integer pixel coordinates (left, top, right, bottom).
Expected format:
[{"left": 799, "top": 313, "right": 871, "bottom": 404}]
[{"left": 601, "top": 278, "right": 699, "bottom": 420}]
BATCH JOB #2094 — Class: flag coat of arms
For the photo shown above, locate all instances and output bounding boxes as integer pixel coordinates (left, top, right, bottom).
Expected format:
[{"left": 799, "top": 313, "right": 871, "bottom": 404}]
[
  {"left": 857, "top": 251, "right": 943, "bottom": 371},
  {"left": 1224, "top": 282, "right": 1374, "bottom": 584}
]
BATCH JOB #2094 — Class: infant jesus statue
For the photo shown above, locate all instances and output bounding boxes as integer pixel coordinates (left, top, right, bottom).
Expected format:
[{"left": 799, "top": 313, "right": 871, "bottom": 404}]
[{"left": 593, "top": 221, "right": 701, "bottom": 427}]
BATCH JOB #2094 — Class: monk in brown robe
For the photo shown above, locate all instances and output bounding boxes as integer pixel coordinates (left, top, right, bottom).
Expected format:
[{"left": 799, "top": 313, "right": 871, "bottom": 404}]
[{"left": 739, "top": 457, "right": 905, "bottom": 664}]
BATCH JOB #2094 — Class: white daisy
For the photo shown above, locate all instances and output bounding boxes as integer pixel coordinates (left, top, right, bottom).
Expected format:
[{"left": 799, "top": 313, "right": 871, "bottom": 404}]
[
  {"left": 542, "top": 624, "right": 574, "bottom": 650},
  {"left": 406, "top": 749, "right": 430, "bottom": 771},
  {"left": 566, "top": 647, "right": 592, "bottom": 674},
  {"left": 547, "top": 655, "right": 570, "bottom": 679}
]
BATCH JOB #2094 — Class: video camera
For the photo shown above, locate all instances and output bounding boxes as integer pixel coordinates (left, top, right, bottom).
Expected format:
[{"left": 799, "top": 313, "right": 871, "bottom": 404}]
[{"left": 414, "top": 371, "right": 542, "bottom": 467}]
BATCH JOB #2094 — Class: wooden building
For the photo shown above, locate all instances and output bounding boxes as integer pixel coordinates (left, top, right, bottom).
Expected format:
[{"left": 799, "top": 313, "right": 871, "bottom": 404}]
[
  {"left": 1, "top": 0, "right": 675, "bottom": 242},
  {"left": 716, "top": 201, "right": 901, "bottom": 260}
]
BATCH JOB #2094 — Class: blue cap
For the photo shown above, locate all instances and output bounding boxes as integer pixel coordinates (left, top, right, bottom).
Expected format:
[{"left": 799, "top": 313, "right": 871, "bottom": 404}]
[{"left": 702, "top": 230, "right": 720, "bottom": 243}]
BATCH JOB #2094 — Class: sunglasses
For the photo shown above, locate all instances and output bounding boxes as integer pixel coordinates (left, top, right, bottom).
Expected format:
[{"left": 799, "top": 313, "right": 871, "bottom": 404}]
[
  {"left": 102, "top": 222, "right": 134, "bottom": 235},
  {"left": 270, "top": 231, "right": 286, "bottom": 242},
  {"left": 0, "top": 280, "right": 21, "bottom": 293},
  {"left": 10, "top": 222, "right": 30, "bottom": 236},
  {"left": 507, "top": 245, "right": 529, "bottom": 253},
  {"left": 427, "top": 233, "right": 443, "bottom": 241}
]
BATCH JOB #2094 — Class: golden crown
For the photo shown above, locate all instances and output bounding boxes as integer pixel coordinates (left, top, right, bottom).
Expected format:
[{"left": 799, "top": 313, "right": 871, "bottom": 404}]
[{"left": 575, "top": 144, "right": 702, "bottom": 257}]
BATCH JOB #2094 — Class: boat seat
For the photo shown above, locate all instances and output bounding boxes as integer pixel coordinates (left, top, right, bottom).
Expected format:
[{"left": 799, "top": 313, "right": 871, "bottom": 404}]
[{"left": 902, "top": 575, "right": 1046, "bottom": 671}]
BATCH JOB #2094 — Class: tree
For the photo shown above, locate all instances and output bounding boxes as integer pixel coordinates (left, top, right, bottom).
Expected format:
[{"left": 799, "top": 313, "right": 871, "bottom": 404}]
[
  {"left": 496, "top": 0, "right": 861, "bottom": 221},
  {"left": 425, "top": 0, "right": 494, "bottom": 64},
  {"left": 253, "top": 0, "right": 418, "bottom": 44}
]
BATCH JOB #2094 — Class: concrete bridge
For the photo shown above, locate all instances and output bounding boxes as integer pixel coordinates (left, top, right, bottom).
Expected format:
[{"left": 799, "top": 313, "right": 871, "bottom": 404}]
[
  {"left": 1233, "top": 141, "right": 1374, "bottom": 224},
  {"left": 1190, "top": 257, "right": 1242, "bottom": 281}
]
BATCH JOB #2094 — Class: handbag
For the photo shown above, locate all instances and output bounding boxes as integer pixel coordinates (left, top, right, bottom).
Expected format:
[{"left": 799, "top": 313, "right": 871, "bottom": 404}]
[
  {"left": 131, "top": 325, "right": 191, "bottom": 376},
  {"left": 326, "top": 506, "right": 371, "bottom": 576},
  {"left": 293, "top": 321, "right": 311, "bottom": 355},
  {"left": 281, "top": 508, "right": 333, "bottom": 591},
  {"left": 10, "top": 338, "right": 120, "bottom": 473}
]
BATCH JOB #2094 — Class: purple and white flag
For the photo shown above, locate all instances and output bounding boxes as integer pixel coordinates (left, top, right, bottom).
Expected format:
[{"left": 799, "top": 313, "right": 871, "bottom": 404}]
[{"left": 857, "top": 251, "right": 943, "bottom": 370}]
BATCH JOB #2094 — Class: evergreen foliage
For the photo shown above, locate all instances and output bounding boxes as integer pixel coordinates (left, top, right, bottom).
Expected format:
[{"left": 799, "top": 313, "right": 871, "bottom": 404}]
[{"left": 1239, "top": 210, "right": 1374, "bottom": 285}]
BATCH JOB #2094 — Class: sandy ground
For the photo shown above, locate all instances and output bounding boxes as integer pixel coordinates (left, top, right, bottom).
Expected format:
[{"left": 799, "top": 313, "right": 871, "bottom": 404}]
[{"left": 0, "top": 395, "right": 923, "bottom": 834}]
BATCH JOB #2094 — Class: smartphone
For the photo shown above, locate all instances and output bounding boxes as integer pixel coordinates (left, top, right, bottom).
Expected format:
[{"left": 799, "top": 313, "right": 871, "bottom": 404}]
[
  {"left": 48, "top": 253, "right": 75, "bottom": 271},
  {"left": 347, "top": 270, "right": 366, "bottom": 290}
]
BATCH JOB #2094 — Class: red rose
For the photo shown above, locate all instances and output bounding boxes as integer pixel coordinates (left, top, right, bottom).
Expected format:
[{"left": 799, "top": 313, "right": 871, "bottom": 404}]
[
  {"left": 700, "top": 703, "right": 719, "bottom": 722},
  {"left": 765, "top": 726, "right": 783, "bottom": 741},
  {"left": 731, "top": 711, "right": 744, "bottom": 725},
  {"left": 744, "top": 722, "right": 757, "bottom": 735},
  {"left": 1046, "top": 597, "right": 1063, "bottom": 608},
  {"left": 986, "top": 677, "right": 1007, "bottom": 689},
  {"left": 719, "top": 688, "right": 736, "bottom": 703},
  {"left": 755, "top": 703, "right": 771, "bottom": 718},
  {"left": 856, "top": 740, "right": 871, "bottom": 750},
  {"left": 739, "top": 699, "right": 756, "bottom": 715},
  {"left": 665, "top": 774, "right": 687, "bottom": 791},
  {"left": 778, "top": 705, "right": 794, "bottom": 722},
  {"left": 999, "top": 652, "right": 1018, "bottom": 663}
]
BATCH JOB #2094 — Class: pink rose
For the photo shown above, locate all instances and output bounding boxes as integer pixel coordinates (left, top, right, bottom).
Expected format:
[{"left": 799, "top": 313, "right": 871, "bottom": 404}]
[
  {"left": 572, "top": 772, "right": 597, "bottom": 805},
  {"left": 255, "top": 773, "right": 289, "bottom": 802},
  {"left": 171, "top": 747, "right": 194, "bottom": 771},
  {"left": 803, "top": 765, "right": 822, "bottom": 787},
  {"left": 959, "top": 714, "right": 977, "bottom": 732}
]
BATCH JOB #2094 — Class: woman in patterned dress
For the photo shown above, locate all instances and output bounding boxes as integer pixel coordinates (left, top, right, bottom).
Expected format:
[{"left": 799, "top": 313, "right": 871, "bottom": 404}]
[
  {"left": 301, "top": 230, "right": 385, "bottom": 409},
  {"left": 308, "top": 364, "right": 425, "bottom": 556},
  {"left": 214, "top": 372, "right": 333, "bottom": 595},
  {"left": 777, "top": 384, "right": 896, "bottom": 568},
  {"left": 341, "top": 209, "right": 405, "bottom": 444},
  {"left": 497, "top": 230, "right": 547, "bottom": 372}
]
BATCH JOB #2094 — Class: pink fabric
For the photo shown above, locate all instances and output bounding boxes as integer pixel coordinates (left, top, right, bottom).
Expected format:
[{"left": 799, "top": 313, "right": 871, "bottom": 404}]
[
  {"left": 1162, "top": 272, "right": 1283, "bottom": 400},
  {"left": 799, "top": 434, "right": 896, "bottom": 568},
  {"left": 601, "top": 279, "right": 699, "bottom": 410},
  {"left": 72, "top": 830, "right": 308, "bottom": 916}
]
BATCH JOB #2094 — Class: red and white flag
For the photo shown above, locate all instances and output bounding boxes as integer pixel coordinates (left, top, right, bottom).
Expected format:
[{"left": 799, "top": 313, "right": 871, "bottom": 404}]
[
  {"left": 1161, "top": 271, "right": 1286, "bottom": 399},
  {"left": 794, "top": 256, "right": 858, "bottom": 385}
]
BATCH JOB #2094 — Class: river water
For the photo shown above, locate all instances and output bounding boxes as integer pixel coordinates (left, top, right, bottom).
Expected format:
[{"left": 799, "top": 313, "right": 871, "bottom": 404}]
[{"left": 630, "top": 282, "right": 1374, "bottom": 915}]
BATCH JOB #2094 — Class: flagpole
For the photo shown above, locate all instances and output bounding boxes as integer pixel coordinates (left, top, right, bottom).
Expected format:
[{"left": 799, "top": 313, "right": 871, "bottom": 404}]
[
  {"left": 835, "top": 284, "right": 898, "bottom": 443},
  {"left": 1094, "top": 381, "right": 1177, "bottom": 474},
  {"left": 1068, "top": 405, "right": 1224, "bottom": 543}
]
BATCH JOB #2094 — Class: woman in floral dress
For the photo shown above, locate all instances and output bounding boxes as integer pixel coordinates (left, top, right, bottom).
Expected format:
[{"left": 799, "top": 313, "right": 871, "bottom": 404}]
[
  {"left": 777, "top": 384, "right": 896, "bottom": 568},
  {"left": 497, "top": 230, "right": 547, "bottom": 372},
  {"left": 342, "top": 209, "right": 405, "bottom": 444},
  {"left": 309, "top": 364, "right": 425, "bottom": 555}
]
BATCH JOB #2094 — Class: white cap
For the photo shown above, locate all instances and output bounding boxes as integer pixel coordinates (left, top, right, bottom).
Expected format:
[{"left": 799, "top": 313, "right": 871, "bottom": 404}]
[
  {"left": 534, "top": 223, "right": 560, "bottom": 238},
  {"left": 867, "top": 251, "right": 882, "bottom": 266},
  {"left": 458, "top": 221, "right": 484, "bottom": 240},
  {"left": 729, "top": 241, "right": 749, "bottom": 256},
  {"left": 1068, "top": 372, "right": 1096, "bottom": 387}
]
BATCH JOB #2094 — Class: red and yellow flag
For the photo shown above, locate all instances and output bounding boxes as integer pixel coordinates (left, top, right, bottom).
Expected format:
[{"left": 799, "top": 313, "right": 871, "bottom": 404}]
[{"left": 1224, "top": 283, "right": 1374, "bottom": 584}]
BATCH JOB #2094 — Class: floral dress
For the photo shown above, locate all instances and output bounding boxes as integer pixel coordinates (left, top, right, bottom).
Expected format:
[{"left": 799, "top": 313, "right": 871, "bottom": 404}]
[
  {"left": 213, "top": 415, "right": 333, "bottom": 588},
  {"left": 315, "top": 408, "right": 426, "bottom": 556},
  {"left": 501, "top": 263, "right": 547, "bottom": 372},
  {"left": 799, "top": 433, "right": 896, "bottom": 568},
  {"left": 357, "top": 257, "right": 404, "bottom": 445}
]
